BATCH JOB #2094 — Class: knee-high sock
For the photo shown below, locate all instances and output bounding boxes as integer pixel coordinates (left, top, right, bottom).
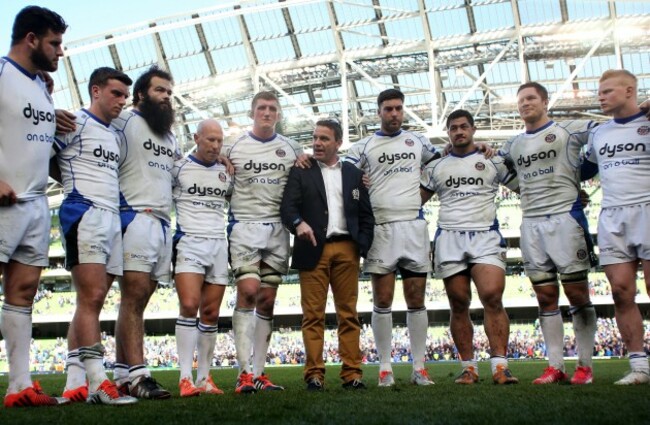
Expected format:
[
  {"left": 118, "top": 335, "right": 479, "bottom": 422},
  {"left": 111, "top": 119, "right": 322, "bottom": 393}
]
[
  {"left": 175, "top": 315, "right": 198, "bottom": 380},
  {"left": 233, "top": 308, "right": 255, "bottom": 374},
  {"left": 539, "top": 309, "right": 564, "bottom": 370},
  {"left": 79, "top": 343, "right": 108, "bottom": 392},
  {"left": 196, "top": 322, "right": 218, "bottom": 384},
  {"left": 65, "top": 348, "right": 87, "bottom": 390},
  {"left": 252, "top": 312, "right": 272, "bottom": 378},
  {"left": 570, "top": 303, "right": 596, "bottom": 368},
  {"left": 407, "top": 307, "right": 428, "bottom": 370},
  {"left": 372, "top": 306, "right": 393, "bottom": 372},
  {"left": 1, "top": 304, "right": 33, "bottom": 393}
]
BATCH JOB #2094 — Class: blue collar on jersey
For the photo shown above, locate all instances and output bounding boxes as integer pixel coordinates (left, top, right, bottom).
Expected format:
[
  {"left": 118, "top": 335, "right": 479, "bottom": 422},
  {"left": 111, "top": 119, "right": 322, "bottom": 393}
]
[
  {"left": 82, "top": 108, "right": 110, "bottom": 127},
  {"left": 189, "top": 154, "right": 218, "bottom": 168},
  {"left": 449, "top": 148, "right": 480, "bottom": 158},
  {"left": 248, "top": 131, "right": 277, "bottom": 143},
  {"left": 2, "top": 56, "right": 38, "bottom": 80},
  {"left": 375, "top": 129, "right": 403, "bottom": 137},
  {"left": 525, "top": 120, "right": 554, "bottom": 135},
  {"left": 614, "top": 111, "right": 645, "bottom": 125}
]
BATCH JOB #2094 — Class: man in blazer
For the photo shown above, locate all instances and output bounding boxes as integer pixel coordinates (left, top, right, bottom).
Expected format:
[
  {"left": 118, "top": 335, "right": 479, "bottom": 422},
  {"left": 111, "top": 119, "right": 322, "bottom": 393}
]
[{"left": 281, "top": 119, "right": 374, "bottom": 391}]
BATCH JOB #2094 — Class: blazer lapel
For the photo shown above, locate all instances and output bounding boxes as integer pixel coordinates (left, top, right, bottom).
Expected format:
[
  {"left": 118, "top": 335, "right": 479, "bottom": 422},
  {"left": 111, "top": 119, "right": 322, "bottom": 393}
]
[{"left": 308, "top": 163, "right": 327, "bottom": 204}]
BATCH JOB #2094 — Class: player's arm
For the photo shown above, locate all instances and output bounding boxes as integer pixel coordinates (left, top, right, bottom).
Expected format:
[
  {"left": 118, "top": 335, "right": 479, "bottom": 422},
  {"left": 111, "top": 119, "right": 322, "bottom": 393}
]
[
  {"left": 420, "top": 186, "right": 435, "bottom": 205},
  {"left": 0, "top": 180, "right": 17, "bottom": 206},
  {"left": 357, "top": 173, "right": 375, "bottom": 258},
  {"left": 49, "top": 135, "right": 67, "bottom": 184},
  {"left": 55, "top": 109, "right": 76, "bottom": 134},
  {"left": 217, "top": 154, "right": 235, "bottom": 175},
  {"left": 579, "top": 133, "right": 599, "bottom": 181},
  {"left": 294, "top": 153, "right": 312, "bottom": 169},
  {"left": 640, "top": 99, "right": 650, "bottom": 119}
]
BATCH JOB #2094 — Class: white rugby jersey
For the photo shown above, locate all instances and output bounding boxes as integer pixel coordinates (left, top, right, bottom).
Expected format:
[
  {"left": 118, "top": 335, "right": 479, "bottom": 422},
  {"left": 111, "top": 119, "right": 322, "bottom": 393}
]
[
  {"left": 585, "top": 112, "right": 650, "bottom": 208},
  {"left": 225, "top": 131, "right": 303, "bottom": 222},
  {"left": 499, "top": 120, "right": 595, "bottom": 217},
  {"left": 345, "top": 129, "right": 440, "bottom": 224},
  {"left": 53, "top": 109, "right": 121, "bottom": 212},
  {"left": 0, "top": 57, "right": 56, "bottom": 201},
  {"left": 172, "top": 155, "right": 233, "bottom": 238},
  {"left": 421, "top": 151, "right": 518, "bottom": 231},
  {"left": 111, "top": 110, "right": 180, "bottom": 223}
]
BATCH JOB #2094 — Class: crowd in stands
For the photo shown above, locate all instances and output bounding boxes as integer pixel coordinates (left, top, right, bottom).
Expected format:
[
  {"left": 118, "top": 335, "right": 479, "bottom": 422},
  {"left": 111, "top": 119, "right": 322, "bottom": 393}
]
[{"left": 4, "top": 318, "right": 648, "bottom": 374}]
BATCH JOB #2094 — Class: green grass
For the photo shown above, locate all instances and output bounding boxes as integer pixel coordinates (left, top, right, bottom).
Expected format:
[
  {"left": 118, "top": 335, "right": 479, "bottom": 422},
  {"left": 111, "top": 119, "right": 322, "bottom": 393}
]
[{"left": 1, "top": 360, "right": 649, "bottom": 425}]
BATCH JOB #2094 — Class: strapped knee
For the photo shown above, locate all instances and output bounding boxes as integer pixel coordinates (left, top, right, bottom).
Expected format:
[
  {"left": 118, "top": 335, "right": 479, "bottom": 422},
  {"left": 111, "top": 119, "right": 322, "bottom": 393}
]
[
  {"left": 234, "top": 265, "right": 260, "bottom": 283},
  {"left": 560, "top": 270, "right": 589, "bottom": 285},
  {"left": 260, "top": 267, "right": 282, "bottom": 288},
  {"left": 528, "top": 271, "right": 558, "bottom": 287}
]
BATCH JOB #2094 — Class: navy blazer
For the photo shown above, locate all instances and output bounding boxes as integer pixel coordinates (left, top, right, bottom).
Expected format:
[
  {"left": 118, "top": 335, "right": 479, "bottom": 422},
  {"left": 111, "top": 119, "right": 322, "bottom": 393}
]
[{"left": 280, "top": 158, "right": 374, "bottom": 271}]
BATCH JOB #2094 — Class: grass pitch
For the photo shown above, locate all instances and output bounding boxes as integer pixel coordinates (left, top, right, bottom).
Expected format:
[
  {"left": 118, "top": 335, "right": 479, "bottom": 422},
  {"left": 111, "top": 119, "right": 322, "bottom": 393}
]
[{"left": 1, "top": 359, "right": 649, "bottom": 425}]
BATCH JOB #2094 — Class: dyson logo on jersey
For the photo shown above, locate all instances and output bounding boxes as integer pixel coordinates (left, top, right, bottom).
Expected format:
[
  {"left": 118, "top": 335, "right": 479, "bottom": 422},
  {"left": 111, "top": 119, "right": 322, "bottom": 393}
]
[
  {"left": 93, "top": 145, "right": 119, "bottom": 163},
  {"left": 23, "top": 103, "right": 55, "bottom": 125},
  {"left": 378, "top": 152, "right": 416, "bottom": 165},
  {"left": 187, "top": 183, "right": 228, "bottom": 197},
  {"left": 599, "top": 142, "right": 646, "bottom": 158},
  {"left": 445, "top": 176, "right": 484, "bottom": 188},
  {"left": 243, "top": 160, "right": 286, "bottom": 174},
  {"left": 517, "top": 149, "right": 557, "bottom": 168},
  {"left": 143, "top": 139, "right": 174, "bottom": 157}
]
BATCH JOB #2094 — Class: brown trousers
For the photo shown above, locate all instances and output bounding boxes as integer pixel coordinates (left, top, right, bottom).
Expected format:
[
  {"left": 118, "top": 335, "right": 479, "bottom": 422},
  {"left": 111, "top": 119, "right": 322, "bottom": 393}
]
[{"left": 299, "top": 239, "right": 362, "bottom": 383}]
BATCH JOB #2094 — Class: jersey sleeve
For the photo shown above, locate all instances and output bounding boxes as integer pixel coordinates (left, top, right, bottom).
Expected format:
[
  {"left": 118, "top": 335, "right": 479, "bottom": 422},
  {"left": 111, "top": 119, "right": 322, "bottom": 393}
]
[
  {"left": 498, "top": 136, "right": 515, "bottom": 160},
  {"left": 420, "top": 161, "right": 439, "bottom": 193},
  {"left": 492, "top": 156, "right": 519, "bottom": 191},
  {"left": 418, "top": 133, "right": 441, "bottom": 165},
  {"left": 344, "top": 141, "right": 365, "bottom": 170}
]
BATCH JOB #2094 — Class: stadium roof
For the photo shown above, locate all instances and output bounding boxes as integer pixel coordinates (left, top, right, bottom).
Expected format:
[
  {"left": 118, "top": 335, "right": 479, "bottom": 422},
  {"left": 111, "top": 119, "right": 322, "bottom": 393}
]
[{"left": 52, "top": 0, "right": 650, "bottom": 154}]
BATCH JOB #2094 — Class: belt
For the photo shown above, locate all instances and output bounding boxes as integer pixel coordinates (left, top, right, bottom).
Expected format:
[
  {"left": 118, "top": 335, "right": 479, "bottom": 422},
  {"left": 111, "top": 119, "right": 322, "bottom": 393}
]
[{"left": 326, "top": 234, "right": 352, "bottom": 243}]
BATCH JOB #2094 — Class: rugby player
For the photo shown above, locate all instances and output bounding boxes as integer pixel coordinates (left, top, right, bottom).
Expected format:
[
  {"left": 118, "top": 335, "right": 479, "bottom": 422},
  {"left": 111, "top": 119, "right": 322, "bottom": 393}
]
[
  {"left": 499, "top": 82, "right": 597, "bottom": 385},
  {"left": 225, "top": 91, "right": 305, "bottom": 393},
  {"left": 345, "top": 89, "right": 439, "bottom": 387},
  {"left": 582, "top": 70, "right": 650, "bottom": 385},
  {"left": 53, "top": 67, "right": 137, "bottom": 405},
  {"left": 420, "top": 109, "right": 519, "bottom": 385},
  {"left": 172, "top": 119, "right": 232, "bottom": 396},
  {"left": 0, "top": 6, "right": 68, "bottom": 408}
]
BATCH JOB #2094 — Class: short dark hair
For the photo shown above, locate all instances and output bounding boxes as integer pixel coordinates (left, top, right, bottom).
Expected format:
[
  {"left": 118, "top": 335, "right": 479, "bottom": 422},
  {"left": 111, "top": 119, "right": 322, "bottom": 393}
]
[
  {"left": 11, "top": 6, "right": 67, "bottom": 46},
  {"left": 446, "top": 109, "right": 475, "bottom": 128},
  {"left": 517, "top": 82, "right": 549, "bottom": 101},
  {"left": 315, "top": 119, "right": 342, "bottom": 142},
  {"left": 251, "top": 91, "right": 279, "bottom": 111},
  {"left": 377, "top": 88, "right": 404, "bottom": 109},
  {"left": 132, "top": 65, "right": 173, "bottom": 106},
  {"left": 88, "top": 67, "right": 133, "bottom": 97}
]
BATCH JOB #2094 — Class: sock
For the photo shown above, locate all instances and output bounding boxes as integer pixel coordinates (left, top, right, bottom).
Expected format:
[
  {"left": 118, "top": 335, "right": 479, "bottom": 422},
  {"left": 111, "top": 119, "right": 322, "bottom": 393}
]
[
  {"left": 196, "top": 322, "right": 218, "bottom": 384},
  {"left": 232, "top": 308, "right": 255, "bottom": 374},
  {"left": 372, "top": 306, "right": 393, "bottom": 372},
  {"left": 629, "top": 352, "right": 650, "bottom": 374},
  {"left": 113, "top": 363, "right": 130, "bottom": 386},
  {"left": 407, "top": 307, "right": 428, "bottom": 370},
  {"left": 252, "top": 312, "right": 272, "bottom": 378},
  {"left": 129, "top": 364, "right": 150, "bottom": 385},
  {"left": 461, "top": 359, "right": 478, "bottom": 373},
  {"left": 175, "top": 315, "right": 198, "bottom": 381},
  {"left": 65, "top": 348, "right": 87, "bottom": 390},
  {"left": 79, "top": 343, "right": 108, "bottom": 392},
  {"left": 539, "top": 309, "right": 565, "bottom": 371},
  {"left": 490, "top": 355, "right": 508, "bottom": 375},
  {"left": 570, "top": 303, "right": 597, "bottom": 368},
  {"left": 1, "top": 304, "right": 33, "bottom": 393}
]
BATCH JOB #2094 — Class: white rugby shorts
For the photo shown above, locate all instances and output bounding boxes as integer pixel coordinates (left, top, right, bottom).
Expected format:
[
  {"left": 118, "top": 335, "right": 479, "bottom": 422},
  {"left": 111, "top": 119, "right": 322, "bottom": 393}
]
[
  {"left": 433, "top": 228, "right": 506, "bottom": 279},
  {"left": 520, "top": 211, "right": 593, "bottom": 275},
  {"left": 0, "top": 197, "right": 49, "bottom": 267},
  {"left": 363, "top": 219, "right": 431, "bottom": 275},
  {"left": 228, "top": 222, "right": 289, "bottom": 275},
  {"left": 173, "top": 234, "right": 229, "bottom": 285},
  {"left": 60, "top": 203, "right": 122, "bottom": 275},
  {"left": 121, "top": 211, "right": 172, "bottom": 282},
  {"left": 598, "top": 203, "right": 650, "bottom": 265}
]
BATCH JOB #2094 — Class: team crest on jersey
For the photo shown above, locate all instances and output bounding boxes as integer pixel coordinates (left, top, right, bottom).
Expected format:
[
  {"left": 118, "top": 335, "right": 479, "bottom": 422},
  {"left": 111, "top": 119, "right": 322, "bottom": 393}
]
[
  {"left": 275, "top": 148, "right": 286, "bottom": 158},
  {"left": 638, "top": 126, "right": 649, "bottom": 136},
  {"left": 576, "top": 249, "right": 587, "bottom": 260},
  {"left": 545, "top": 134, "right": 556, "bottom": 143},
  {"left": 475, "top": 162, "right": 485, "bottom": 171},
  {"left": 404, "top": 139, "right": 414, "bottom": 147},
  {"left": 218, "top": 172, "right": 227, "bottom": 182}
]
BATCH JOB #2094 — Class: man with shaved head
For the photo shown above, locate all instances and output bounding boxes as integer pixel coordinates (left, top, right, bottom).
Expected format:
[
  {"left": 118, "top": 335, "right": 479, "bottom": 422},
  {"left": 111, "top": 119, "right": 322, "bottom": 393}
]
[{"left": 172, "top": 119, "right": 233, "bottom": 396}]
